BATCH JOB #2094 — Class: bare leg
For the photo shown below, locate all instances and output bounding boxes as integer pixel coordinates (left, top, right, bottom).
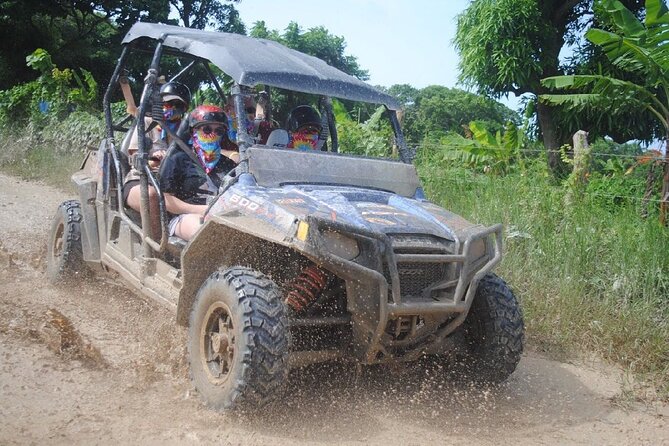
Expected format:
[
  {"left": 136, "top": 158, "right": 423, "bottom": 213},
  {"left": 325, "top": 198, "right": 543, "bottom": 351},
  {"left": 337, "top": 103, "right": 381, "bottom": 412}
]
[{"left": 173, "top": 213, "right": 203, "bottom": 241}]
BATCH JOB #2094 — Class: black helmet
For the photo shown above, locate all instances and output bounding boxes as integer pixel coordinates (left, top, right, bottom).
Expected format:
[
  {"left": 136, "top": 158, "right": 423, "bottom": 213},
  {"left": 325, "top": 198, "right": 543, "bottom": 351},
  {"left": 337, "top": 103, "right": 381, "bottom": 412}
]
[
  {"left": 286, "top": 105, "right": 322, "bottom": 132},
  {"left": 160, "top": 81, "right": 191, "bottom": 106}
]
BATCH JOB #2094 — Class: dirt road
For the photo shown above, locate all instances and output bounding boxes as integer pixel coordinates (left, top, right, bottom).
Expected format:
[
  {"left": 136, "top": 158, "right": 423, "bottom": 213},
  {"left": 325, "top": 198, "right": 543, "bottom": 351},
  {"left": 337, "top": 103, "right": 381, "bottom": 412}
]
[{"left": 0, "top": 173, "right": 667, "bottom": 445}]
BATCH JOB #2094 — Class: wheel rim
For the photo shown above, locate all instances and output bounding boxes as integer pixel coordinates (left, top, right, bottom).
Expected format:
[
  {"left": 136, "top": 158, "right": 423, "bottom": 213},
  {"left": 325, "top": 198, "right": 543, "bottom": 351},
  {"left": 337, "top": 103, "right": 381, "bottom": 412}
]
[
  {"left": 200, "top": 301, "right": 235, "bottom": 385},
  {"left": 51, "top": 222, "right": 65, "bottom": 262}
]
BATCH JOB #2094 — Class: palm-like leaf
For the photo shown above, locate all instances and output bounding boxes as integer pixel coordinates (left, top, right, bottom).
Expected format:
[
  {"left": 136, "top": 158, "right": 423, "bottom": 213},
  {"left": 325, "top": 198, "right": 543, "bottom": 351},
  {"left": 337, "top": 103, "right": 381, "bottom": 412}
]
[
  {"left": 542, "top": 73, "right": 669, "bottom": 129},
  {"left": 541, "top": 0, "right": 669, "bottom": 224},
  {"left": 541, "top": 0, "right": 669, "bottom": 135},
  {"left": 439, "top": 121, "right": 520, "bottom": 174},
  {"left": 645, "top": 0, "right": 669, "bottom": 25}
]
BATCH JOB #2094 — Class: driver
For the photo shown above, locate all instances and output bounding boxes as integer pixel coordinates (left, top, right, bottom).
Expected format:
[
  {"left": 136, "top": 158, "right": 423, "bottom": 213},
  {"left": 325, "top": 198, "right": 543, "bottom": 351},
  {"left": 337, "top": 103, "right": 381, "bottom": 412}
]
[
  {"left": 159, "top": 104, "right": 239, "bottom": 241},
  {"left": 286, "top": 105, "right": 323, "bottom": 150}
]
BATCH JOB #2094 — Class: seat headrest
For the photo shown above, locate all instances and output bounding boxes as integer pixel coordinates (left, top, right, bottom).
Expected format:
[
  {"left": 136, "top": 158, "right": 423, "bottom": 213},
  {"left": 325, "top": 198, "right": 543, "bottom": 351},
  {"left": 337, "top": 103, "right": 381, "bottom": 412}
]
[{"left": 265, "top": 129, "right": 289, "bottom": 148}]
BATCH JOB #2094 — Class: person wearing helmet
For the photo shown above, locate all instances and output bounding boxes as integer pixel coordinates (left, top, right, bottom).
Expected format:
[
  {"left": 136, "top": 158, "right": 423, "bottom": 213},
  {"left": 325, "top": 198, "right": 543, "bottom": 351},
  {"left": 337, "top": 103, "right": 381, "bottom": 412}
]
[
  {"left": 123, "top": 81, "right": 191, "bottom": 238},
  {"left": 286, "top": 105, "right": 322, "bottom": 150},
  {"left": 224, "top": 93, "right": 272, "bottom": 145},
  {"left": 125, "top": 81, "right": 191, "bottom": 165},
  {"left": 159, "top": 104, "right": 239, "bottom": 241}
]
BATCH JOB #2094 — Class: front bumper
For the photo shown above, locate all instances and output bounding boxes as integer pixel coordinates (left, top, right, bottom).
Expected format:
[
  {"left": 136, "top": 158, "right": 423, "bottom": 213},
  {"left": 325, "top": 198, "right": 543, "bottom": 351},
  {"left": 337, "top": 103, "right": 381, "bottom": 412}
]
[{"left": 302, "top": 216, "right": 503, "bottom": 364}]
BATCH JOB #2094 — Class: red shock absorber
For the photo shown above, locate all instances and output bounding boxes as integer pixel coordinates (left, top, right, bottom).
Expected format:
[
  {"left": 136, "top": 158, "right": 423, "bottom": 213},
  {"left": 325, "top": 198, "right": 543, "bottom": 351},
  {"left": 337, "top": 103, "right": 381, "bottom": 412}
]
[{"left": 285, "top": 264, "right": 331, "bottom": 313}]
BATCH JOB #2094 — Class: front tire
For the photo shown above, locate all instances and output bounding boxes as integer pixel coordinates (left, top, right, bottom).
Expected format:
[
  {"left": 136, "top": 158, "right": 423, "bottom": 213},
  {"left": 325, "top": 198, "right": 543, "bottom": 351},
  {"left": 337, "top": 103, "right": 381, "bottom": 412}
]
[
  {"left": 46, "top": 200, "right": 87, "bottom": 283},
  {"left": 461, "top": 273, "right": 524, "bottom": 384},
  {"left": 187, "top": 266, "right": 288, "bottom": 411}
]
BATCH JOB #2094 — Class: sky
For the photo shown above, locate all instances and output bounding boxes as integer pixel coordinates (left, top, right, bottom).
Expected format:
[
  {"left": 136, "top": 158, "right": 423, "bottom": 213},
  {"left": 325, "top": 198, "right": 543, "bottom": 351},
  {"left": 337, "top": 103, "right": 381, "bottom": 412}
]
[
  {"left": 236, "top": 0, "right": 469, "bottom": 89},
  {"left": 234, "top": 0, "right": 522, "bottom": 109}
]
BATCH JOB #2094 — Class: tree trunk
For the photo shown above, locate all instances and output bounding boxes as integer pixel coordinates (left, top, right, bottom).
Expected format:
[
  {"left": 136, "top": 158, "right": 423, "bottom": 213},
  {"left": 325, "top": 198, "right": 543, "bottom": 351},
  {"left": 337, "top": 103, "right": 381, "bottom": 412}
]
[{"left": 536, "top": 101, "right": 562, "bottom": 175}]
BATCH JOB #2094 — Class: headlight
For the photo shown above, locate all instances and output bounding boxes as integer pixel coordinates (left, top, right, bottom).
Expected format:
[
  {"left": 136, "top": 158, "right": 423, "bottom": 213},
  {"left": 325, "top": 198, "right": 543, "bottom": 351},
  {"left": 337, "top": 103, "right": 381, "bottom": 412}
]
[{"left": 321, "top": 230, "right": 359, "bottom": 260}]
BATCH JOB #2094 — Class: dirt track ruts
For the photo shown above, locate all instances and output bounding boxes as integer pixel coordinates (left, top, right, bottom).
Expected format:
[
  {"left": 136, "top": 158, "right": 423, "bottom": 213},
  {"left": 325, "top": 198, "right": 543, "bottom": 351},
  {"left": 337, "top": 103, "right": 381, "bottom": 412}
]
[{"left": 0, "top": 172, "right": 667, "bottom": 445}]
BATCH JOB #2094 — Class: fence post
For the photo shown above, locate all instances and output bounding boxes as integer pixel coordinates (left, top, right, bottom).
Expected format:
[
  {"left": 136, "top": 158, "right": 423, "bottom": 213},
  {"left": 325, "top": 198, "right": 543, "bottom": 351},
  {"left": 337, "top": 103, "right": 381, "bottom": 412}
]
[{"left": 565, "top": 130, "right": 591, "bottom": 206}]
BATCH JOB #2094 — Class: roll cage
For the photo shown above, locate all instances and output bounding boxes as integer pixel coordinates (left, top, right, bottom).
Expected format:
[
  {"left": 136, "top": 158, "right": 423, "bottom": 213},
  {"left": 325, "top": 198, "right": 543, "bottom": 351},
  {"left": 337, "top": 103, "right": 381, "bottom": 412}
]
[{"left": 101, "top": 23, "right": 412, "bottom": 258}]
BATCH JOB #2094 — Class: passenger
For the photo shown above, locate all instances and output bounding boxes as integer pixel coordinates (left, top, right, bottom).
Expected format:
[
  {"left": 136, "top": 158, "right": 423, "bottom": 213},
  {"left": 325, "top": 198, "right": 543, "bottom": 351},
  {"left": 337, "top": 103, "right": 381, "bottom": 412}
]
[
  {"left": 286, "top": 105, "right": 322, "bottom": 150},
  {"left": 123, "top": 81, "right": 191, "bottom": 238},
  {"left": 159, "top": 105, "right": 239, "bottom": 241},
  {"left": 225, "top": 93, "right": 271, "bottom": 145}
]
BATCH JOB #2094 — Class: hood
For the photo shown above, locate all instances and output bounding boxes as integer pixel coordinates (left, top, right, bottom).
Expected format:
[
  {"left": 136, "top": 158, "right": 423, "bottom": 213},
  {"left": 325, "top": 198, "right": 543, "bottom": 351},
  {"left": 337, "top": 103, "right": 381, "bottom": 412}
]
[{"left": 209, "top": 184, "right": 479, "bottom": 242}]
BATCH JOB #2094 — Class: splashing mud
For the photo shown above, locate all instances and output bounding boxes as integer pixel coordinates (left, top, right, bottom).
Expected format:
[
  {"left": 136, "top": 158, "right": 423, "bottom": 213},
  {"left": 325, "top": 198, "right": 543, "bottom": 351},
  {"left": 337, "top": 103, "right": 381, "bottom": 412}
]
[{"left": 32, "top": 308, "right": 108, "bottom": 369}]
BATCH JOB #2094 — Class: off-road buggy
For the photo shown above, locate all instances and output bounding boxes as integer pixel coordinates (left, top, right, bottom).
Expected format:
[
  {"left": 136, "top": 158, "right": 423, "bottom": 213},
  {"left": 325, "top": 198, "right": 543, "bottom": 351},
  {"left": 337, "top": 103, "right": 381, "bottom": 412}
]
[{"left": 47, "top": 23, "right": 524, "bottom": 410}]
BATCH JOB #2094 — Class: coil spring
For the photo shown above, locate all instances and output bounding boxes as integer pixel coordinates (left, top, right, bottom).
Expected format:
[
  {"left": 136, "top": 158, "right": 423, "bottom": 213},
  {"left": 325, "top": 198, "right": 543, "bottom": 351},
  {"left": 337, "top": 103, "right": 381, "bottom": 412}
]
[{"left": 285, "top": 265, "right": 331, "bottom": 313}]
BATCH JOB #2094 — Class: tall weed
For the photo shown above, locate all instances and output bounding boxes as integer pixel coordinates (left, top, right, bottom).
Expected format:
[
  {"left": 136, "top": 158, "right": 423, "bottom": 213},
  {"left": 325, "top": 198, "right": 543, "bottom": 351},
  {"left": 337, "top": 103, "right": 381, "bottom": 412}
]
[
  {"left": 0, "top": 112, "right": 104, "bottom": 188},
  {"left": 418, "top": 158, "right": 669, "bottom": 394}
]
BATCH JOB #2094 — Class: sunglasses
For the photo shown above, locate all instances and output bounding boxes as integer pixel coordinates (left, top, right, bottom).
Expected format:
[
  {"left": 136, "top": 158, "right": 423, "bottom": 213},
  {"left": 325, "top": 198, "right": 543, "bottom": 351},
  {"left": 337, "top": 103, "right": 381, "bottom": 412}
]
[
  {"left": 163, "top": 100, "right": 185, "bottom": 108},
  {"left": 297, "top": 125, "right": 321, "bottom": 134},
  {"left": 197, "top": 125, "right": 227, "bottom": 136}
]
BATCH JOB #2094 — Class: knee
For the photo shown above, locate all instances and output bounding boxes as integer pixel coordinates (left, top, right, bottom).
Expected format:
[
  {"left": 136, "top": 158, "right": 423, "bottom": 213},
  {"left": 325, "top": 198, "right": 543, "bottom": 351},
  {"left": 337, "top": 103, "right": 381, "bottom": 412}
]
[
  {"left": 126, "top": 185, "right": 141, "bottom": 210},
  {"left": 177, "top": 213, "right": 203, "bottom": 241}
]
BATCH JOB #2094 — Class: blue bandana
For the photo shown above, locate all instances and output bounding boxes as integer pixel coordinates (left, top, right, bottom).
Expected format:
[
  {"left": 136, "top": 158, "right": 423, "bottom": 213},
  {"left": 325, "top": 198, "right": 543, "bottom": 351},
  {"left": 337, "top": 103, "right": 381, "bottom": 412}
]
[{"left": 160, "top": 120, "right": 180, "bottom": 141}]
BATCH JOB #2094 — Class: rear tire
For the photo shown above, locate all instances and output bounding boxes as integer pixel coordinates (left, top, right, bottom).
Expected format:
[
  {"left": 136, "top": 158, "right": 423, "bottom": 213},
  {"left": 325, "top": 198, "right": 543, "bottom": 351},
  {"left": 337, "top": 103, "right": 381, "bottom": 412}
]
[
  {"left": 461, "top": 273, "right": 524, "bottom": 384},
  {"left": 187, "top": 266, "right": 288, "bottom": 411},
  {"left": 46, "top": 200, "right": 88, "bottom": 283}
]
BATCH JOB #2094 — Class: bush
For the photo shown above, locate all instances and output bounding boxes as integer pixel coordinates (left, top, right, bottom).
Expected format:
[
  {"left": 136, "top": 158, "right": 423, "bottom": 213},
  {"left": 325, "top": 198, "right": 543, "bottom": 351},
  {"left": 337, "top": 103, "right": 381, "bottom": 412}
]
[
  {"left": 417, "top": 157, "right": 669, "bottom": 395},
  {"left": 0, "top": 49, "right": 98, "bottom": 129}
]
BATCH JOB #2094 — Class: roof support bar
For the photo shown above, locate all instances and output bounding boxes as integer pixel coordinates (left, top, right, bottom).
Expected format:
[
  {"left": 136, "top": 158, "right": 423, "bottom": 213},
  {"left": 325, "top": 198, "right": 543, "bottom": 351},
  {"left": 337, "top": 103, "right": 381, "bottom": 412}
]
[{"left": 138, "top": 40, "right": 165, "bottom": 259}]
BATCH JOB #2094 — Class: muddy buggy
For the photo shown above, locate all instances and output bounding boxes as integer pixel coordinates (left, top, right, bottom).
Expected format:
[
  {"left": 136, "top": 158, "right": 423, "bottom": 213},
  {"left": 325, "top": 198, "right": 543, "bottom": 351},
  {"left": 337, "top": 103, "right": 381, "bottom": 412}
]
[{"left": 47, "top": 23, "right": 524, "bottom": 410}]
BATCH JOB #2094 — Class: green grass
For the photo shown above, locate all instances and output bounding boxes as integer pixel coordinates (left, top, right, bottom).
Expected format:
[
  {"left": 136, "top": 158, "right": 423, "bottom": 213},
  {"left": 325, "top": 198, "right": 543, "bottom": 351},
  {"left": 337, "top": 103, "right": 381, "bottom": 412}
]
[
  {"left": 0, "top": 111, "right": 103, "bottom": 189},
  {"left": 419, "top": 162, "right": 669, "bottom": 397}
]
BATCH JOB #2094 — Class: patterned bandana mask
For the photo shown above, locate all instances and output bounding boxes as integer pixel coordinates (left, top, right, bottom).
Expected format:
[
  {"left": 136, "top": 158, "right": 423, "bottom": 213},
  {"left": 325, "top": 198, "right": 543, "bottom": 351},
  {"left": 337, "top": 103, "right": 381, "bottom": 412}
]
[
  {"left": 289, "top": 130, "right": 320, "bottom": 150},
  {"left": 160, "top": 103, "right": 185, "bottom": 140},
  {"left": 192, "top": 128, "right": 222, "bottom": 173},
  {"left": 163, "top": 103, "right": 185, "bottom": 122},
  {"left": 227, "top": 114, "right": 255, "bottom": 143}
]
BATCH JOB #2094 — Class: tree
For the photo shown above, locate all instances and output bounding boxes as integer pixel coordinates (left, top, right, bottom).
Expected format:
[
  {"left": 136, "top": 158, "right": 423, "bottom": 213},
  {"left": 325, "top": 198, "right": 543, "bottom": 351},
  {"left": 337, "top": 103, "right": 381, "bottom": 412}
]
[
  {"left": 541, "top": 0, "right": 669, "bottom": 224},
  {"left": 249, "top": 20, "right": 281, "bottom": 40},
  {"left": 0, "top": 1, "right": 244, "bottom": 92},
  {"left": 248, "top": 21, "right": 368, "bottom": 80},
  {"left": 0, "top": 0, "right": 171, "bottom": 91},
  {"left": 454, "top": 0, "right": 644, "bottom": 173},
  {"left": 386, "top": 84, "right": 419, "bottom": 107},
  {"left": 395, "top": 85, "right": 519, "bottom": 144},
  {"left": 247, "top": 20, "right": 370, "bottom": 123},
  {"left": 170, "top": 0, "right": 245, "bottom": 33}
]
